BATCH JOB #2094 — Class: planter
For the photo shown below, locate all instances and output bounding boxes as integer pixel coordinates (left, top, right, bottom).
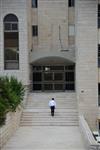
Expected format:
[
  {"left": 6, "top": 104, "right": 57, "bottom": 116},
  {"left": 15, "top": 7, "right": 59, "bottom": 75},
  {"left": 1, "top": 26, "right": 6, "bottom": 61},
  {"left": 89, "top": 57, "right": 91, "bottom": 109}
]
[
  {"left": 0, "top": 116, "right": 6, "bottom": 126},
  {"left": 0, "top": 107, "right": 22, "bottom": 149}
]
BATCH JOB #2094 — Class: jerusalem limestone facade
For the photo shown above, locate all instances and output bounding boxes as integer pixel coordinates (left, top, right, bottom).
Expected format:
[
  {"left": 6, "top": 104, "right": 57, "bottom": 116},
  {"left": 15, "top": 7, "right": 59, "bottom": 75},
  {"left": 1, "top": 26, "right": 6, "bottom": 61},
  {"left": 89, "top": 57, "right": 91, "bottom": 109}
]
[{"left": 0, "top": 0, "right": 99, "bottom": 130}]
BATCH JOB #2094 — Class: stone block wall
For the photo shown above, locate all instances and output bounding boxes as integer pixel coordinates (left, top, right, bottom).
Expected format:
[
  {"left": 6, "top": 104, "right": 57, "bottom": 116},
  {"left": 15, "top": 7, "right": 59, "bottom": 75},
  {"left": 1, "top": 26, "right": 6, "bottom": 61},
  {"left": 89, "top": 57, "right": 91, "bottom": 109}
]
[
  {"left": 30, "top": 0, "right": 75, "bottom": 63},
  {"left": 0, "top": 108, "right": 22, "bottom": 149},
  {"left": 76, "top": 0, "right": 98, "bottom": 129},
  {"left": 0, "top": 0, "right": 30, "bottom": 86},
  {"left": 38, "top": 0, "right": 68, "bottom": 52}
]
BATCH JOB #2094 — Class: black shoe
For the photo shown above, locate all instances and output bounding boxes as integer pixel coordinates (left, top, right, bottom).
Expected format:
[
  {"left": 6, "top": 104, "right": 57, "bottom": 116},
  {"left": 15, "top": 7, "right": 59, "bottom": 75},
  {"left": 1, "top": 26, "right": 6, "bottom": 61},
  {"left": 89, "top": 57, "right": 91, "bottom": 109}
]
[{"left": 52, "top": 114, "right": 54, "bottom": 117}]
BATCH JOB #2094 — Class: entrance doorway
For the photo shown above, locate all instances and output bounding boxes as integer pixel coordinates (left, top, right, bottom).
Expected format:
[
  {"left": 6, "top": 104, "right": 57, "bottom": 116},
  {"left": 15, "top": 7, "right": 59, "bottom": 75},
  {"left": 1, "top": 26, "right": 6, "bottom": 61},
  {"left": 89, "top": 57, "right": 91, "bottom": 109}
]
[{"left": 33, "top": 65, "right": 75, "bottom": 91}]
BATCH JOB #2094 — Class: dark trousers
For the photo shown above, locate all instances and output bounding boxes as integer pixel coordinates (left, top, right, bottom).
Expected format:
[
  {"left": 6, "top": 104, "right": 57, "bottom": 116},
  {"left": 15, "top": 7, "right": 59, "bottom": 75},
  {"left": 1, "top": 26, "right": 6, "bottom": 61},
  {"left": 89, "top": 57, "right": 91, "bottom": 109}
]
[{"left": 50, "top": 106, "right": 55, "bottom": 116}]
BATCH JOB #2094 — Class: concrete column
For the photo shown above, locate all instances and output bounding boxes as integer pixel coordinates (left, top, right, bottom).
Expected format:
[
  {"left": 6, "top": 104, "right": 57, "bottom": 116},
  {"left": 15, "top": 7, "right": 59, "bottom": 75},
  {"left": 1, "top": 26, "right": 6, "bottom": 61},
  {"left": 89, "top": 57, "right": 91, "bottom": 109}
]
[{"left": 76, "top": 0, "right": 98, "bottom": 129}]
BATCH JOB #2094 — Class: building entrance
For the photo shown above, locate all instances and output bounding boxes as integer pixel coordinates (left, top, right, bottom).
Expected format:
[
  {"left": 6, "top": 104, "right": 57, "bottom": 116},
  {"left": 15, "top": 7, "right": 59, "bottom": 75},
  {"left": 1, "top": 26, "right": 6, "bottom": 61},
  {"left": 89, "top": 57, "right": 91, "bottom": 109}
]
[{"left": 33, "top": 65, "right": 75, "bottom": 91}]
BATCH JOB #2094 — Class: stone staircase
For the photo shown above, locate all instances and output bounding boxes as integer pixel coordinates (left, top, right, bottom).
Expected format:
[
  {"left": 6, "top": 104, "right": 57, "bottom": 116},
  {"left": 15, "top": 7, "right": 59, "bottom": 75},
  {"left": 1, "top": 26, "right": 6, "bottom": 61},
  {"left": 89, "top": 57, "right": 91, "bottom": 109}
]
[{"left": 20, "top": 92, "right": 79, "bottom": 126}]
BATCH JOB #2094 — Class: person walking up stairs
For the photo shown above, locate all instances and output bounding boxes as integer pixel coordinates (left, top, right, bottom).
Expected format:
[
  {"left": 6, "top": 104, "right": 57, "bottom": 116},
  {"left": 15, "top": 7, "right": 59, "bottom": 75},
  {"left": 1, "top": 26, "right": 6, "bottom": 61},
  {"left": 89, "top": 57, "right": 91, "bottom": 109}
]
[
  {"left": 49, "top": 98, "right": 56, "bottom": 117},
  {"left": 2, "top": 93, "right": 86, "bottom": 150},
  {"left": 20, "top": 92, "right": 78, "bottom": 126}
]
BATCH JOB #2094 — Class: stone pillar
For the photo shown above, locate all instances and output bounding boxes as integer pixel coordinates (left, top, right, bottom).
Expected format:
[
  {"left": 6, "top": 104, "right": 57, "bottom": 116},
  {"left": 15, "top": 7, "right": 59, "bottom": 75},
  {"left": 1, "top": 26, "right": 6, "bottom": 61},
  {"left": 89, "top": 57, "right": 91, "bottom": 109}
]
[{"left": 76, "top": 0, "right": 98, "bottom": 129}]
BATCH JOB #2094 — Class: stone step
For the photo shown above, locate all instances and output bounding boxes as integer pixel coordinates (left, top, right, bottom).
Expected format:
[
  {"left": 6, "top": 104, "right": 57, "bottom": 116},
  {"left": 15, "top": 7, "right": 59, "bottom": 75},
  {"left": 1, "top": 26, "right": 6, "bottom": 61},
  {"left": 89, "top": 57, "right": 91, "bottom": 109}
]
[
  {"left": 26, "top": 102, "right": 77, "bottom": 104},
  {"left": 26, "top": 102, "right": 77, "bottom": 105},
  {"left": 26, "top": 98, "right": 77, "bottom": 108},
  {"left": 22, "top": 108, "right": 78, "bottom": 112},
  {"left": 26, "top": 102, "right": 77, "bottom": 106},
  {"left": 27, "top": 100, "right": 76, "bottom": 105},
  {"left": 21, "top": 119, "right": 78, "bottom": 122},
  {"left": 27, "top": 98, "right": 76, "bottom": 100},
  {"left": 26, "top": 107, "right": 77, "bottom": 110},
  {"left": 21, "top": 112, "right": 78, "bottom": 126},
  {"left": 22, "top": 113, "right": 77, "bottom": 118},
  {"left": 20, "top": 92, "right": 78, "bottom": 127},
  {"left": 20, "top": 122, "right": 79, "bottom": 126},
  {"left": 21, "top": 112, "right": 78, "bottom": 115},
  {"left": 20, "top": 118, "right": 78, "bottom": 122},
  {"left": 21, "top": 115, "right": 78, "bottom": 118},
  {"left": 21, "top": 116, "right": 78, "bottom": 119},
  {"left": 27, "top": 98, "right": 76, "bottom": 101},
  {"left": 27, "top": 104, "right": 77, "bottom": 106},
  {"left": 21, "top": 115, "right": 78, "bottom": 119},
  {"left": 20, "top": 121, "right": 78, "bottom": 125}
]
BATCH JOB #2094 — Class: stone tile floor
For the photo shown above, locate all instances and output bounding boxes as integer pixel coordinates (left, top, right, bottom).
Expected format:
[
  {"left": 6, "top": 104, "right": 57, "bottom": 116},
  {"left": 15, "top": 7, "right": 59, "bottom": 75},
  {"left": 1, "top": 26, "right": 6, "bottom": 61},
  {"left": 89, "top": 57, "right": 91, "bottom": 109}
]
[{"left": 2, "top": 126, "right": 86, "bottom": 150}]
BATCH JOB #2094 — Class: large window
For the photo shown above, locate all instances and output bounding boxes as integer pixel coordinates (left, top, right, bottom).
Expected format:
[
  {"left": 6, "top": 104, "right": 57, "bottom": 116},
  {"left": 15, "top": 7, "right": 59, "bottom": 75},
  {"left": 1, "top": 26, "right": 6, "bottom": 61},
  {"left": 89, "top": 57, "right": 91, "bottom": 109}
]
[
  {"left": 33, "top": 65, "right": 75, "bottom": 91},
  {"left": 98, "top": 44, "right": 100, "bottom": 67},
  {"left": 32, "top": 0, "right": 37, "bottom": 8},
  {"left": 98, "top": 83, "right": 100, "bottom": 106},
  {"left": 98, "top": 4, "right": 100, "bottom": 28},
  {"left": 68, "top": 0, "right": 75, "bottom": 7},
  {"left": 4, "top": 14, "right": 19, "bottom": 70},
  {"left": 68, "top": 24, "right": 75, "bottom": 46},
  {"left": 32, "top": 25, "right": 38, "bottom": 36},
  {"left": 68, "top": 25, "right": 75, "bottom": 36}
]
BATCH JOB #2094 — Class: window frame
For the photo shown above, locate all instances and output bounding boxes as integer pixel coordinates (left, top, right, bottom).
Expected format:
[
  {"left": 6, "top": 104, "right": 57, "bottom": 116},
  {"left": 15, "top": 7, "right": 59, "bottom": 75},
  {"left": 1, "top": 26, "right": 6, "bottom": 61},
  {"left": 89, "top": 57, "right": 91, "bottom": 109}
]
[
  {"left": 98, "top": 4, "right": 100, "bottom": 28},
  {"left": 4, "top": 14, "right": 19, "bottom": 70},
  {"left": 32, "top": 25, "right": 38, "bottom": 37},
  {"left": 98, "top": 44, "right": 100, "bottom": 67},
  {"left": 4, "top": 22, "right": 18, "bottom": 32},
  {"left": 68, "top": 24, "right": 75, "bottom": 36},
  {"left": 98, "top": 83, "right": 100, "bottom": 106},
  {"left": 68, "top": 0, "right": 75, "bottom": 7},
  {"left": 32, "top": 0, "right": 38, "bottom": 8}
]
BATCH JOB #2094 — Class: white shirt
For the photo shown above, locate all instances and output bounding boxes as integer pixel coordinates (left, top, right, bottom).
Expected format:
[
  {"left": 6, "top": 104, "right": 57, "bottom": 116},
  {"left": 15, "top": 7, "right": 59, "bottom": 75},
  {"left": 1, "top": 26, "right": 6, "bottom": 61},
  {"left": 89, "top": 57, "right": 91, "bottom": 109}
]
[{"left": 49, "top": 100, "right": 56, "bottom": 107}]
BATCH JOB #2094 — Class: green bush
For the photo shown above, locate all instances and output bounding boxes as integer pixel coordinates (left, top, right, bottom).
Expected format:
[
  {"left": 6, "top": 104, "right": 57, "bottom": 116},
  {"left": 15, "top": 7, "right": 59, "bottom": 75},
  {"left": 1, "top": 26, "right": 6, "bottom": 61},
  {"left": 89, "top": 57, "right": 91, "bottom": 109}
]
[
  {"left": 0, "top": 100, "right": 7, "bottom": 126},
  {"left": 0, "top": 76, "right": 25, "bottom": 126}
]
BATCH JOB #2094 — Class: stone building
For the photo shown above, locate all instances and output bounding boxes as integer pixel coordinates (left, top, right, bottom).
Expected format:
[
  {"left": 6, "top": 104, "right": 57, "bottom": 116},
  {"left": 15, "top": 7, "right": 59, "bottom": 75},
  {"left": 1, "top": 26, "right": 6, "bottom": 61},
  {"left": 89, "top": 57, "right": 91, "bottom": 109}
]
[{"left": 0, "top": 0, "right": 99, "bottom": 130}]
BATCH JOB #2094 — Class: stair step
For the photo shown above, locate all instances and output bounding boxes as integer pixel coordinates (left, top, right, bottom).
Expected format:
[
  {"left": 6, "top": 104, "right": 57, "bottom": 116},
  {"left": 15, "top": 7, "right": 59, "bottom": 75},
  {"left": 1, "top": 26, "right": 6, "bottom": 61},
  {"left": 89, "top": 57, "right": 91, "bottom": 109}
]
[
  {"left": 20, "top": 92, "right": 78, "bottom": 127},
  {"left": 21, "top": 118, "right": 78, "bottom": 121},
  {"left": 20, "top": 123, "right": 79, "bottom": 126},
  {"left": 22, "top": 108, "right": 78, "bottom": 112},
  {"left": 21, "top": 115, "right": 78, "bottom": 117}
]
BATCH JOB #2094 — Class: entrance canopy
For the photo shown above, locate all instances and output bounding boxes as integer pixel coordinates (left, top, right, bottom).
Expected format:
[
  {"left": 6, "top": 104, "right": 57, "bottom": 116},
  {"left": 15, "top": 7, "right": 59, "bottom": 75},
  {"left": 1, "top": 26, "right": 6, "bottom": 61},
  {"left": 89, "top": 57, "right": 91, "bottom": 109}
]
[
  {"left": 31, "top": 57, "right": 75, "bottom": 91},
  {"left": 31, "top": 56, "right": 74, "bottom": 66}
]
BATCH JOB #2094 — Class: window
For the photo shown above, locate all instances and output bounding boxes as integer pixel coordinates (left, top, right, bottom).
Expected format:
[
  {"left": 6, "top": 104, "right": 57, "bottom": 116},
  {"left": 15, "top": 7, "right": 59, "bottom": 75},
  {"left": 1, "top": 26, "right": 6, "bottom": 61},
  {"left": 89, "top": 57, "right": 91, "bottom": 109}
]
[
  {"left": 4, "top": 14, "right": 19, "bottom": 70},
  {"left": 98, "top": 83, "right": 100, "bottom": 106},
  {"left": 32, "top": 25, "right": 38, "bottom": 36},
  {"left": 98, "top": 4, "right": 100, "bottom": 28},
  {"left": 98, "top": 44, "right": 100, "bottom": 67},
  {"left": 68, "top": 25, "right": 75, "bottom": 46},
  {"left": 68, "top": 25, "right": 75, "bottom": 36},
  {"left": 68, "top": 0, "right": 75, "bottom": 7},
  {"left": 4, "top": 23, "right": 18, "bottom": 31},
  {"left": 32, "top": 0, "right": 37, "bottom": 8},
  {"left": 4, "top": 14, "right": 18, "bottom": 31}
]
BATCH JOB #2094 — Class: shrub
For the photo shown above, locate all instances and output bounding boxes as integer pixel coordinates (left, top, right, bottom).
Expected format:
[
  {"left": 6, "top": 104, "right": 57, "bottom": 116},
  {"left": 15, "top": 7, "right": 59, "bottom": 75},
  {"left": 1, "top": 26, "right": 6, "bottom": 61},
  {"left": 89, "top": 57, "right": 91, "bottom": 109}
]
[
  {"left": 0, "top": 76, "right": 25, "bottom": 126},
  {"left": 0, "top": 100, "right": 7, "bottom": 126}
]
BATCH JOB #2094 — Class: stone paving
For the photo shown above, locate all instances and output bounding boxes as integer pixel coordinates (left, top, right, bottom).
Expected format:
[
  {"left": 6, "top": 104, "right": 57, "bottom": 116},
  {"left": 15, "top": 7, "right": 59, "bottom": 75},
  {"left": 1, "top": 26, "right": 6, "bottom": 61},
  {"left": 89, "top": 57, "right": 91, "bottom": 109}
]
[{"left": 2, "top": 126, "right": 86, "bottom": 150}]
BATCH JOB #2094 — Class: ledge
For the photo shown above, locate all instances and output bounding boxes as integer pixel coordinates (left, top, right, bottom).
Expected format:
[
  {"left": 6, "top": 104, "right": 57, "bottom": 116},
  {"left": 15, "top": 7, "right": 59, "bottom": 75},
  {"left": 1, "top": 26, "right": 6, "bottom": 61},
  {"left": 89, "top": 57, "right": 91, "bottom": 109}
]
[{"left": 79, "top": 115, "right": 100, "bottom": 150}]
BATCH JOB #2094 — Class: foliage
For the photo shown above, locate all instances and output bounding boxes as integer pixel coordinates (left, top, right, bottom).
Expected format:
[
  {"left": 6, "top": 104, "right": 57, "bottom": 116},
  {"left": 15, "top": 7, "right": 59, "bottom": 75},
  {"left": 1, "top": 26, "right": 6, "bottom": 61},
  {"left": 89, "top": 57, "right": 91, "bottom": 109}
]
[
  {"left": 0, "top": 100, "right": 6, "bottom": 126},
  {"left": 0, "top": 76, "right": 25, "bottom": 126}
]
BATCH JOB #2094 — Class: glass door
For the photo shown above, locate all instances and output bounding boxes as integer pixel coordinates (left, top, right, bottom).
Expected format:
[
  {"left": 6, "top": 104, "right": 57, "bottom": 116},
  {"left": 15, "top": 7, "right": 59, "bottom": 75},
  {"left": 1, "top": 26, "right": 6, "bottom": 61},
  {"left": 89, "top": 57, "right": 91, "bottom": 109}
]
[
  {"left": 32, "top": 65, "right": 75, "bottom": 91},
  {"left": 43, "top": 72, "right": 64, "bottom": 91},
  {"left": 33, "top": 72, "right": 42, "bottom": 90},
  {"left": 54, "top": 72, "right": 64, "bottom": 91},
  {"left": 44, "top": 72, "right": 53, "bottom": 81},
  {"left": 43, "top": 72, "right": 53, "bottom": 90}
]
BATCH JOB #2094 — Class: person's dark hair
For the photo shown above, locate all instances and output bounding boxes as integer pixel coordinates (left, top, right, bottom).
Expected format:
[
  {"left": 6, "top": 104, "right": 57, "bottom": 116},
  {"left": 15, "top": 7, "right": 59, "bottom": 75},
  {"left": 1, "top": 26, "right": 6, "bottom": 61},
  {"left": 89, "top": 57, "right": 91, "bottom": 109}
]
[{"left": 52, "top": 98, "right": 54, "bottom": 100}]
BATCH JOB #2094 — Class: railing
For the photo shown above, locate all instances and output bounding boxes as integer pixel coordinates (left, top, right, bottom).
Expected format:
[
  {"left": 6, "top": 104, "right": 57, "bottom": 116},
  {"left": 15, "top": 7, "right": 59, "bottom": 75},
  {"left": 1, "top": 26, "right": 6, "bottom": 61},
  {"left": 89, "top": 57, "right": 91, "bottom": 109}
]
[
  {"left": 79, "top": 116, "right": 100, "bottom": 150},
  {"left": 90, "top": 145, "right": 100, "bottom": 150}
]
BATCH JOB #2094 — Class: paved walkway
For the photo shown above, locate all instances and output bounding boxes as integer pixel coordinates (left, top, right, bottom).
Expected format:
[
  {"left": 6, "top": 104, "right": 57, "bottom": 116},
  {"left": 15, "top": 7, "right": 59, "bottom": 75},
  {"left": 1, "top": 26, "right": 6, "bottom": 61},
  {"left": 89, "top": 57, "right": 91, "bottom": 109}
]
[{"left": 2, "top": 126, "right": 86, "bottom": 150}]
